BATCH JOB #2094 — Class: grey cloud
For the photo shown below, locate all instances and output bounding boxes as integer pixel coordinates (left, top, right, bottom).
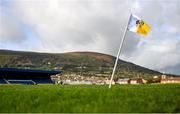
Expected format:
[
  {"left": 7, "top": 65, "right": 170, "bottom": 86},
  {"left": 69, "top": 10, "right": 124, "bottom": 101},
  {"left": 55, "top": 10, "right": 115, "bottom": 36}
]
[{"left": 0, "top": 5, "right": 25, "bottom": 43}]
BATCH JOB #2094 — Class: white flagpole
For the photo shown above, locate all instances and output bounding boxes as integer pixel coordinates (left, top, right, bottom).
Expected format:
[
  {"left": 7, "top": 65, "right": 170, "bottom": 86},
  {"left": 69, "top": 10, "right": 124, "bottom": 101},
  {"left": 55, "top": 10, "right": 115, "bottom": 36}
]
[{"left": 109, "top": 14, "right": 131, "bottom": 88}]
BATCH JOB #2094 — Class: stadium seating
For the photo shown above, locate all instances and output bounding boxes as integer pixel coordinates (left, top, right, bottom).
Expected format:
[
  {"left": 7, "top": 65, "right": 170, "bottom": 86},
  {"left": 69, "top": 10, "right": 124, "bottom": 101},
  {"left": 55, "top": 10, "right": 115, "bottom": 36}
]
[
  {"left": 7, "top": 79, "right": 36, "bottom": 84},
  {"left": 0, "top": 78, "right": 7, "bottom": 84},
  {"left": 33, "top": 78, "right": 54, "bottom": 84},
  {"left": 0, "top": 78, "right": 54, "bottom": 84},
  {"left": 0, "top": 68, "right": 60, "bottom": 84}
]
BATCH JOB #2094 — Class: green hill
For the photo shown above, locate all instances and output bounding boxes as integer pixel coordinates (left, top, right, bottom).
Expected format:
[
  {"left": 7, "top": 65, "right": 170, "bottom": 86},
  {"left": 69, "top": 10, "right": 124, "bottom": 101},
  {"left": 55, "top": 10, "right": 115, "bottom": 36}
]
[{"left": 0, "top": 50, "right": 161, "bottom": 78}]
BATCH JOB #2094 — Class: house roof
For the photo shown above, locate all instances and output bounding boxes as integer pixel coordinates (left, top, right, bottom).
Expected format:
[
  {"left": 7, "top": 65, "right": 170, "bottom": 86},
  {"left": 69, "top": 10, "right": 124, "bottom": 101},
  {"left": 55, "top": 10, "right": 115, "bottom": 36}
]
[
  {"left": 161, "top": 78, "right": 180, "bottom": 81},
  {"left": 130, "top": 78, "right": 143, "bottom": 80},
  {"left": 118, "top": 79, "right": 129, "bottom": 81}
]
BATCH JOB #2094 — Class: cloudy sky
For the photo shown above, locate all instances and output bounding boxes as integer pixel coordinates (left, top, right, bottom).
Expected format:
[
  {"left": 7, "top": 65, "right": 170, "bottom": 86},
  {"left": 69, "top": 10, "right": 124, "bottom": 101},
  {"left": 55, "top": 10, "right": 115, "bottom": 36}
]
[{"left": 0, "top": 0, "right": 180, "bottom": 75}]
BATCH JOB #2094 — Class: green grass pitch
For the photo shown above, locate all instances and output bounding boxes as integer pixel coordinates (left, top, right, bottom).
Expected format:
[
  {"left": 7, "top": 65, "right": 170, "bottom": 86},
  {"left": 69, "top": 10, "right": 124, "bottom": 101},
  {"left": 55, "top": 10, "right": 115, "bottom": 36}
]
[{"left": 0, "top": 84, "right": 180, "bottom": 113}]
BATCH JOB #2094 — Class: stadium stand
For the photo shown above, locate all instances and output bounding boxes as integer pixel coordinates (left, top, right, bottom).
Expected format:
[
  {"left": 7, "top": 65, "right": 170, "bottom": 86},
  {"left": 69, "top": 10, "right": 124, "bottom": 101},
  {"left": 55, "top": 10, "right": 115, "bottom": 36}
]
[
  {"left": 7, "top": 80, "right": 35, "bottom": 84},
  {"left": 0, "top": 68, "right": 61, "bottom": 84},
  {"left": 0, "top": 78, "right": 7, "bottom": 84},
  {"left": 33, "top": 78, "right": 54, "bottom": 84}
]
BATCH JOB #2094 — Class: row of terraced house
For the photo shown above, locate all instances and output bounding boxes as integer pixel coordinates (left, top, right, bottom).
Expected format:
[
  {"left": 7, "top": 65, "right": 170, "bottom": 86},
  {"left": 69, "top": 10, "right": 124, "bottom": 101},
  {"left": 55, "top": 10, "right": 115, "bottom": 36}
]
[
  {"left": 54, "top": 74, "right": 180, "bottom": 85},
  {"left": 54, "top": 74, "right": 147, "bottom": 85}
]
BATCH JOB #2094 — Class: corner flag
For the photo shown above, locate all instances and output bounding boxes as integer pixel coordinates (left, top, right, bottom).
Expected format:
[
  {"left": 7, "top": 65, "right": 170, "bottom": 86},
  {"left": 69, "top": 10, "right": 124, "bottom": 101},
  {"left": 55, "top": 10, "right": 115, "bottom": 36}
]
[
  {"left": 127, "top": 14, "right": 150, "bottom": 36},
  {"left": 109, "top": 14, "right": 151, "bottom": 88}
]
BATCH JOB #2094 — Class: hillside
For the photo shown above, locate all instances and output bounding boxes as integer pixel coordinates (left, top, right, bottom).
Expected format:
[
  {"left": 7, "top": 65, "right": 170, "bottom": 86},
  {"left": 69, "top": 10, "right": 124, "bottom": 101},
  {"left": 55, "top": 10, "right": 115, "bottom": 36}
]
[{"left": 0, "top": 50, "right": 161, "bottom": 78}]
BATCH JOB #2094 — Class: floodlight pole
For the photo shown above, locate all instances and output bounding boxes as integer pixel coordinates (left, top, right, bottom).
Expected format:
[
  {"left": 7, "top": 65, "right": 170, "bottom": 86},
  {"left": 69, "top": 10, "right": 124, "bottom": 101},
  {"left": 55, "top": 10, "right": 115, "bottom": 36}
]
[{"left": 109, "top": 14, "right": 131, "bottom": 88}]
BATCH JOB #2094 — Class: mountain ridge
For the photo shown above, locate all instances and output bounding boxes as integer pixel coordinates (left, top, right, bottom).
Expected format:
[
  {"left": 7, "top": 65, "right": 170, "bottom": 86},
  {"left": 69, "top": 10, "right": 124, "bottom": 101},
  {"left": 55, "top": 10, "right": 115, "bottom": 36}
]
[{"left": 0, "top": 49, "right": 162, "bottom": 78}]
